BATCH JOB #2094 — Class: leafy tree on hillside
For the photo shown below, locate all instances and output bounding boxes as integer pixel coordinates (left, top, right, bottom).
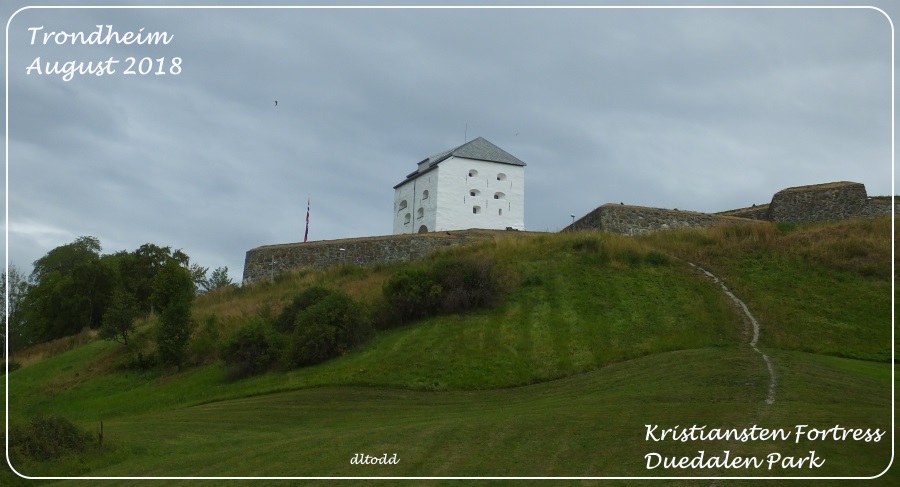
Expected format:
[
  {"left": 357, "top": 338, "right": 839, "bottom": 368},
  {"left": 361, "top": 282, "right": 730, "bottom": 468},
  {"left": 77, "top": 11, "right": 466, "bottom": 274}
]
[
  {"left": 22, "top": 236, "right": 114, "bottom": 343},
  {"left": 99, "top": 287, "right": 139, "bottom": 346},
  {"left": 1, "top": 264, "right": 31, "bottom": 355},
  {"left": 152, "top": 259, "right": 195, "bottom": 368},
  {"left": 30, "top": 236, "right": 101, "bottom": 282},
  {"left": 189, "top": 263, "right": 210, "bottom": 294},
  {"left": 206, "top": 266, "right": 234, "bottom": 292},
  {"left": 124, "top": 244, "right": 190, "bottom": 314}
]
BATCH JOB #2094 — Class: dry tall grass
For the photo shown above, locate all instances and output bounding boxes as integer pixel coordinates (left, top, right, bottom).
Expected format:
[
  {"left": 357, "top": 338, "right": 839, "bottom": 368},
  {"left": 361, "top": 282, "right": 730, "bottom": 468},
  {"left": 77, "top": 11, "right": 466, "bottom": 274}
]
[{"left": 11, "top": 328, "right": 98, "bottom": 368}]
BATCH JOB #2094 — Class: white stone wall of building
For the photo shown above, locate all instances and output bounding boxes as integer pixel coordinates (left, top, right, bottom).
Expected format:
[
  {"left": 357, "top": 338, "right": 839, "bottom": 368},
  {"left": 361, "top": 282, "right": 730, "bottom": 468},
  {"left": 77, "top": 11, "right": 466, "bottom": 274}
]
[
  {"left": 393, "top": 170, "right": 439, "bottom": 234},
  {"left": 433, "top": 157, "right": 525, "bottom": 231}
]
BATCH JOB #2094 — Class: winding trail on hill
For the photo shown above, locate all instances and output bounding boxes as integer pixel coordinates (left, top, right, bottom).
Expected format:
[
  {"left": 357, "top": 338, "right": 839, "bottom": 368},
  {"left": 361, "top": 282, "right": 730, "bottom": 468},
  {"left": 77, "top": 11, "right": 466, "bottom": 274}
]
[{"left": 689, "top": 263, "right": 776, "bottom": 405}]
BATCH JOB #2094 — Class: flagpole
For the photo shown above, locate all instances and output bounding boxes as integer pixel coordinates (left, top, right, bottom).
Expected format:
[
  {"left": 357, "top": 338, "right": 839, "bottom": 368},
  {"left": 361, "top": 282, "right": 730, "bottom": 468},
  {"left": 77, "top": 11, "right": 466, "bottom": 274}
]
[{"left": 304, "top": 196, "right": 310, "bottom": 243}]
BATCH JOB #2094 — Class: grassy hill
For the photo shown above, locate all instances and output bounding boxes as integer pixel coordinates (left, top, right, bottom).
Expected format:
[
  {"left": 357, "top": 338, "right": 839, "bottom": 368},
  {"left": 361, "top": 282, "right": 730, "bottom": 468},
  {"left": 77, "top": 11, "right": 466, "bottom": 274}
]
[{"left": 4, "top": 217, "right": 894, "bottom": 484}]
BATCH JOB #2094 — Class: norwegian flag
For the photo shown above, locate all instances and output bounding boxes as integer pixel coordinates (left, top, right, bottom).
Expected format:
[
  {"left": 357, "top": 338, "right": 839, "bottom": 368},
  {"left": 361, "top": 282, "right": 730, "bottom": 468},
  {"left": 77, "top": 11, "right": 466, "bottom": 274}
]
[{"left": 304, "top": 197, "right": 310, "bottom": 243}]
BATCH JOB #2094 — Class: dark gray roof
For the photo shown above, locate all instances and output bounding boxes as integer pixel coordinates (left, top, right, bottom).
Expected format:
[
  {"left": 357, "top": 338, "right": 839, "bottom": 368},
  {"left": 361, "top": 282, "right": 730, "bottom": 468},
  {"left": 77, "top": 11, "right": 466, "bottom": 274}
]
[{"left": 395, "top": 137, "right": 525, "bottom": 187}]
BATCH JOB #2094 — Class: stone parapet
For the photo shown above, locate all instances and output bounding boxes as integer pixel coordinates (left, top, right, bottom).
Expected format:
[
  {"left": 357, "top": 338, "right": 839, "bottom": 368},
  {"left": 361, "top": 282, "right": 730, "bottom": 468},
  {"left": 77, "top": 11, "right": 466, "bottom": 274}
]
[
  {"left": 768, "top": 181, "right": 869, "bottom": 224},
  {"left": 565, "top": 204, "right": 756, "bottom": 236},
  {"left": 242, "top": 229, "right": 539, "bottom": 284},
  {"left": 717, "top": 204, "right": 770, "bottom": 220}
]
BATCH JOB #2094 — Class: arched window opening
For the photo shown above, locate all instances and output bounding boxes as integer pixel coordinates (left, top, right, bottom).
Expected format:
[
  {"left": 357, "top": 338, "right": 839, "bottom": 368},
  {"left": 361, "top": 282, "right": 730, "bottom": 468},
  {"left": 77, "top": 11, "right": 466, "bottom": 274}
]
[
  {"left": 404, "top": 213, "right": 411, "bottom": 224},
  {"left": 469, "top": 189, "right": 480, "bottom": 197},
  {"left": 473, "top": 206, "right": 481, "bottom": 214},
  {"left": 422, "top": 190, "right": 429, "bottom": 200},
  {"left": 399, "top": 200, "right": 408, "bottom": 211},
  {"left": 418, "top": 225, "right": 428, "bottom": 234},
  {"left": 497, "top": 173, "right": 507, "bottom": 181},
  {"left": 469, "top": 169, "right": 478, "bottom": 177},
  {"left": 494, "top": 192, "right": 505, "bottom": 200},
  {"left": 417, "top": 207, "right": 424, "bottom": 219}
]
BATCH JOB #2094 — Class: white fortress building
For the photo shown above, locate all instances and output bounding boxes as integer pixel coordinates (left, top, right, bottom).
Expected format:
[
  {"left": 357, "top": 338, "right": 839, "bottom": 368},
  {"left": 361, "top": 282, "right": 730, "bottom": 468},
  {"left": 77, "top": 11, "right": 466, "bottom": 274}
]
[{"left": 392, "top": 137, "right": 526, "bottom": 234}]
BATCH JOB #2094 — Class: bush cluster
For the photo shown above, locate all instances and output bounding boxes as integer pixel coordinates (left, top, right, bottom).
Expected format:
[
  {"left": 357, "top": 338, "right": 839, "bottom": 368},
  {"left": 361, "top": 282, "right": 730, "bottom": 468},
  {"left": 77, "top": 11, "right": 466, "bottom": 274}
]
[
  {"left": 219, "top": 254, "right": 510, "bottom": 379},
  {"left": 382, "top": 254, "right": 511, "bottom": 325},
  {"left": 284, "top": 292, "right": 372, "bottom": 367},
  {"left": 9, "top": 414, "right": 92, "bottom": 461},
  {"left": 220, "top": 286, "right": 372, "bottom": 378},
  {"left": 274, "top": 286, "right": 333, "bottom": 333},
  {"left": 220, "top": 318, "right": 282, "bottom": 379}
]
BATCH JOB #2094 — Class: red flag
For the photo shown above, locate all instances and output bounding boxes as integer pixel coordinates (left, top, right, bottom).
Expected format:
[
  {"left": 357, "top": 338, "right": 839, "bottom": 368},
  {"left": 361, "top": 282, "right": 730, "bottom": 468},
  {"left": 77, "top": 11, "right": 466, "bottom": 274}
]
[{"left": 304, "top": 197, "right": 310, "bottom": 243}]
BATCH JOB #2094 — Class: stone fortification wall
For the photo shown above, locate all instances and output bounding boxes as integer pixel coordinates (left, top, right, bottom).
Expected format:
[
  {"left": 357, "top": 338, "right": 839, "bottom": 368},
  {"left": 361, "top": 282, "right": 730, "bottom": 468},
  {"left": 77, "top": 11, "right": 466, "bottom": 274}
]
[
  {"left": 863, "top": 197, "right": 898, "bottom": 218},
  {"left": 565, "top": 181, "right": 893, "bottom": 238},
  {"left": 767, "top": 181, "right": 870, "bottom": 224},
  {"left": 564, "top": 204, "right": 756, "bottom": 236},
  {"left": 717, "top": 204, "right": 770, "bottom": 220},
  {"left": 243, "top": 229, "right": 537, "bottom": 284}
]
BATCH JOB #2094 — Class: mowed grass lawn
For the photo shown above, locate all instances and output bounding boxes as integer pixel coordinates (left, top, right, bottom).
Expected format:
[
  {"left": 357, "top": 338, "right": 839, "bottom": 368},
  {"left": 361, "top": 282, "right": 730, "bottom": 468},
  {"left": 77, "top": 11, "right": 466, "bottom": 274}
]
[
  {"left": 8, "top": 347, "right": 892, "bottom": 483},
  {"left": 4, "top": 219, "right": 895, "bottom": 483}
]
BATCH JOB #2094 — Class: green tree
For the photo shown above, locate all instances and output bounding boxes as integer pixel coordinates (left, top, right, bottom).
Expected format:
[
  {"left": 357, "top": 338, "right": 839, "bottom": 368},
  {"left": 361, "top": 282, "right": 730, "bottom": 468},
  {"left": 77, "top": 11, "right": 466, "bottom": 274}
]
[
  {"left": 99, "top": 288, "right": 138, "bottom": 346},
  {"left": 152, "top": 259, "right": 195, "bottom": 368},
  {"left": 2, "top": 264, "right": 31, "bottom": 354},
  {"left": 189, "top": 263, "right": 209, "bottom": 294},
  {"left": 128, "top": 244, "right": 185, "bottom": 314},
  {"left": 206, "top": 266, "right": 234, "bottom": 292},
  {"left": 30, "top": 236, "right": 101, "bottom": 281},
  {"left": 23, "top": 236, "right": 113, "bottom": 343}
]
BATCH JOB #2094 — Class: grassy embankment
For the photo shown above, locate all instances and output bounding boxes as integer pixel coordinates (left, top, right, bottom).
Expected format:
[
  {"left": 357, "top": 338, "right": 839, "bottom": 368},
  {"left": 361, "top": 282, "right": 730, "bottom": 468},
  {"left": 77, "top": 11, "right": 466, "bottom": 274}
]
[{"left": 4, "top": 217, "right": 894, "bottom": 484}]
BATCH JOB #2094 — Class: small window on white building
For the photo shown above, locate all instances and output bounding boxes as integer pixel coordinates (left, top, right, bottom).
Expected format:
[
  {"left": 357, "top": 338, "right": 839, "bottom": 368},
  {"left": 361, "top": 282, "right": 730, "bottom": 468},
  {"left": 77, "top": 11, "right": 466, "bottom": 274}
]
[
  {"left": 497, "top": 173, "right": 507, "bottom": 181},
  {"left": 469, "top": 189, "right": 480, "bottom": 197},
  {"left": 473, "top": 206, "right": 481, "bottom": 214},
  {"left": 399, "top": 200, "right": 408, "bottom": 211},
  {"left": 404, "top": 213, "right": 411, "bottom": 224},
  {"left": 469, "top": 169, "right": 478, "bottom": 177},
  {"left": 498, "top": 208, "right": 503, "bottom": 216},
  {"left": 422, "top": 190, "right": 429, "bottom": 199},
  {"left": 417, "top": 207, "right": 424, "bottom": 219},
  {"left": 494, "top": 192, "right": 505, "bottom": 200}
]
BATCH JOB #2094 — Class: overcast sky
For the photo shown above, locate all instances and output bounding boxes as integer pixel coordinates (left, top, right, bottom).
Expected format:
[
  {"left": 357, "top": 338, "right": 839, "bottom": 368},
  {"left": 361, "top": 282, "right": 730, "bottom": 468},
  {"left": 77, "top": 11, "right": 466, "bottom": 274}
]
[{"left": 2, "top": 1, "right": 895, "bottom": 283}]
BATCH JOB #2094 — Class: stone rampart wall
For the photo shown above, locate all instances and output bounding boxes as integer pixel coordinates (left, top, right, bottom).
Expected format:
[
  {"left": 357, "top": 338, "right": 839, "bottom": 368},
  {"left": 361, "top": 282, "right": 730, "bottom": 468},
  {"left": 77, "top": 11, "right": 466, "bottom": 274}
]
[
  {"left": 564, "top": 204, "right": 756, "bottom": 236},
  {"left": 717, "top": 204, "right": 770, "bottom": 220},
  {"left": 242, "top": 229, "right": 538, "bottom": 284},
  {"left": 864, "top": 197, "right": 898, "bottom": 218},
  {"left": 767, "top": 182, "right": 870, "bottom": 224}
]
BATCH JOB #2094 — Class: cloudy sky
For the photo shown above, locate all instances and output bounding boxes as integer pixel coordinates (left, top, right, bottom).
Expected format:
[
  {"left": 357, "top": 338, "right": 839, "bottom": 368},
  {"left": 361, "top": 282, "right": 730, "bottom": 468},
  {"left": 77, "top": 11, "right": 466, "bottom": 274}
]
[{"left": 2, "top": 1, "right": 895, "bottom": 283}]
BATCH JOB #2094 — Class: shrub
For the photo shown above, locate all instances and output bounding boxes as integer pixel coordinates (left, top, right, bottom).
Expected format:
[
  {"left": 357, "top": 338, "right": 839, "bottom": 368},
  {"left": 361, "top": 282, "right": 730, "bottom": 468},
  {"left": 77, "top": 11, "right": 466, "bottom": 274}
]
[
  {"left": 9, "top": 414, "right": 92, "bottom": 461},
  {"left": 275, "top": 286, "right": 335, "bottom": 333},
  {"left": 382, "top": 254, "right": 513, "bottom": 324},
  {"left": 287, "top": 322, "right": 338, "bottom": 367},
  {"left": 382, "top": 268, "right": 442, "bottom": 323},
  {"left": 284, "top": 291, "right": 372, "bottom": 368},
  {"left": 220, "top": 319, "right": 281, "bottom": 379},
  {"left": 432, "top": 255, "right": 509, "bottom": 314}
]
